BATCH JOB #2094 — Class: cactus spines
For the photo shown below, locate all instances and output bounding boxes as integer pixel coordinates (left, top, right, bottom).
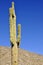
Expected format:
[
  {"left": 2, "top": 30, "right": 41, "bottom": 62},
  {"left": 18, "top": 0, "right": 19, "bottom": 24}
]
[{"left": 9, "top": 2, "right": 21, "bottom": 65}]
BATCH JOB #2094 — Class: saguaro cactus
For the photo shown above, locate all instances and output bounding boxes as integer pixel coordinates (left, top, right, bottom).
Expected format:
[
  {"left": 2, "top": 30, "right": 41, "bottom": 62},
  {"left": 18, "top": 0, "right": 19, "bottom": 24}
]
[{"left": 9, "top": 2, "right": 21, "bottom": 65}]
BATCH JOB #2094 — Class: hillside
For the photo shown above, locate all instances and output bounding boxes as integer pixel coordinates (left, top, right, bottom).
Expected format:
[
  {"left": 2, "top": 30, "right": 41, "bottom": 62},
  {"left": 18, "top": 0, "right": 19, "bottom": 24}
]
[{"left": 0, "top": 46, "right": 43, "bottom": 65}]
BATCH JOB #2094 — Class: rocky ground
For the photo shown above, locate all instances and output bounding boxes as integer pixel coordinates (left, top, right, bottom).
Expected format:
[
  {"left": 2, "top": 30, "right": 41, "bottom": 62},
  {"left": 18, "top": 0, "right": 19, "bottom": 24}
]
[{"left": 0, "top": 46, "right": 43, "bottom": 65}]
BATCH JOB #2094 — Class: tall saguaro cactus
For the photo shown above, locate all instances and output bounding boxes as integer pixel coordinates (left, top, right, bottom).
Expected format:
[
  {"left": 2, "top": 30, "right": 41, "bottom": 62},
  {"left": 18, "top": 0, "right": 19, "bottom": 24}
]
[{"left": 9, "top": 2, "right": 21, "bottom": 65}]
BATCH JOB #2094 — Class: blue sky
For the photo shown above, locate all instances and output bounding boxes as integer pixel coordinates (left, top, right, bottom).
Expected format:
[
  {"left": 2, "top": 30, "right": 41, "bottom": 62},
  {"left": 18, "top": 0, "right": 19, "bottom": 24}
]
[{"left": 0, "top": 0, "right": 43, "bottom": 55}]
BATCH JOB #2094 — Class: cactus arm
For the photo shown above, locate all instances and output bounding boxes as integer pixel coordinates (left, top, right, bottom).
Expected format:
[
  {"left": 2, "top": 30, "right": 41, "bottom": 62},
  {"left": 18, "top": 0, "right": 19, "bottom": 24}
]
[{"left": 17, "top": 24, "right": 21, "bottom": 47}]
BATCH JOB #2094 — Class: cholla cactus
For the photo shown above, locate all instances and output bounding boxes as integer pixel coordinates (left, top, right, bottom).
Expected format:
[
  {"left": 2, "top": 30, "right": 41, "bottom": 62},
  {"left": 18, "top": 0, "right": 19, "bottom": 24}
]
[{"left": 9, "top": 2, "right": 21, "bottom": 65}]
